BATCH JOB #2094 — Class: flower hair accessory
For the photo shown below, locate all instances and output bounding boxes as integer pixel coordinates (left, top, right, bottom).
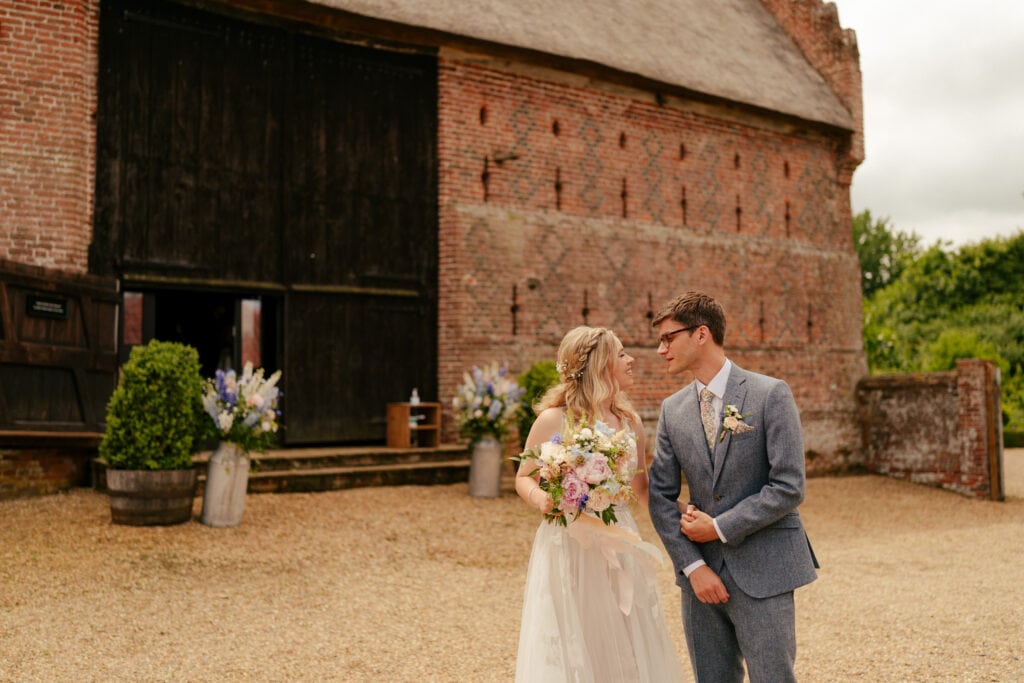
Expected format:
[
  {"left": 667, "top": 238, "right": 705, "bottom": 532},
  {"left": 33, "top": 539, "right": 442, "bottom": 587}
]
[
  {"left": 719, "top": 404, "right": 753, "bottom": 441},
  {"left": 555, "top": 361, "right": 585, "bottom": 381}
]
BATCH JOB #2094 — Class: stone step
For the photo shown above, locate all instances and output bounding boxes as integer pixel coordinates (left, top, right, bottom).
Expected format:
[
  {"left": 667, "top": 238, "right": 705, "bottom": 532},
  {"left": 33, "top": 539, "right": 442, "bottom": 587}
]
[
  {"left": 94, "top": 444, "right": 474, "bottom": 495},
  {"left": 210, "top": 444, "right": 470, "bottom": 472},
  {"left": 246, "top": 458, "right": 471, "bottom": 494}
]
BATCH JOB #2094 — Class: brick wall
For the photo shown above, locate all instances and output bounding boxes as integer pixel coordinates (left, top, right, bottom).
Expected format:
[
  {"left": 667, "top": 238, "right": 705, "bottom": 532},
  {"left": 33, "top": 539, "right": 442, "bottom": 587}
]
[
  {"left": 436, "top": 53, "right": 866, "bottom": 471},
  {"left": 856, "top": 360, "right": 1004, "bottom": 500},
  {"left": 0, "top": 447, "right": 92, "bottom": 498},
  {"left": 1, "top": 1, "right": 868, "bottom": 488},
  {"left": 0, "top": 0, "right": 99, "bottom": 273},
  {"left": 759, "top": 0, "right": 864, "bottom": 182}
]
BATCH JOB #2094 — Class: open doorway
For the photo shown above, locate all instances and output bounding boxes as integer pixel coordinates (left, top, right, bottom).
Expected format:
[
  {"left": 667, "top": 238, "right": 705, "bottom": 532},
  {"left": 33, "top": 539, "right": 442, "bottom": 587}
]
[{"left": 122, "top": 289, "right": 279, "bottom": 380}]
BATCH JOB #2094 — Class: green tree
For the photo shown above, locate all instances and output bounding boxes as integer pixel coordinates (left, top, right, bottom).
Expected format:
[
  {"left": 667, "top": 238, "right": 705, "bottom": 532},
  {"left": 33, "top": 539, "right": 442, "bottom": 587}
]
[
  {"left": 852, "top": 209, "right": 922, "bottom": 297},
  {"left": 861, "top": 228, "right": 1024, "bottom": 431}
]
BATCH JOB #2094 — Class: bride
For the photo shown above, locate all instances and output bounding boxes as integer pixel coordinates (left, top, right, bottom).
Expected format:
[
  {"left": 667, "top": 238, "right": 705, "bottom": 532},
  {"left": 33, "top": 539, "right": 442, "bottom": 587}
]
[{"left": 514, "top": 326, "right": 684, "bottom": 682}]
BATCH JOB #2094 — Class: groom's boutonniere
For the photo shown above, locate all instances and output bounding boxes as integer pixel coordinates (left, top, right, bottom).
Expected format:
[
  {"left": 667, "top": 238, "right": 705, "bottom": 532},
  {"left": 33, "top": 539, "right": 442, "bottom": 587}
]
[{"left": 719, "top": 404, "right": 753, "bottom": 441}]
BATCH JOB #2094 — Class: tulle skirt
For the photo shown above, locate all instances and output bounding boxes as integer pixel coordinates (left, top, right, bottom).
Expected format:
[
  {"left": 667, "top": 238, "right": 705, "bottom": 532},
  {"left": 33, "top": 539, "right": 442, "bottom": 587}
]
[{"left": 515, "top": 507, "right": 684, "bottom": 682}]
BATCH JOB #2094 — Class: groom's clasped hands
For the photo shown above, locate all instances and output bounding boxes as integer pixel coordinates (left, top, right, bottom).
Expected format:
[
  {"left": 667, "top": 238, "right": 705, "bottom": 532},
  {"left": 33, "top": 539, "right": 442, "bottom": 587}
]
[
  {"left": 677, "top": 501, "right": 717, "bottom": 543},
  {"left": 676, "top": 501, "right": 731, "bottom": 605}
]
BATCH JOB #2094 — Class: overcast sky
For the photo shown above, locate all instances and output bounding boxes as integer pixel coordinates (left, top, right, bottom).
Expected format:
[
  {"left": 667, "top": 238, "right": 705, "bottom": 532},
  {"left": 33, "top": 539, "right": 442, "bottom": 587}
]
[{"left": 833, "top": 0, "right": 1024, "bottom": 248}]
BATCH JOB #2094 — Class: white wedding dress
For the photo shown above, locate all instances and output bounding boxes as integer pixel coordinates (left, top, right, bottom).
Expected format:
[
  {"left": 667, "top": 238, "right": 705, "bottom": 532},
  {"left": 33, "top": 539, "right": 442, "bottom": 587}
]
[{"left": 515, "top": 442, "right": 684, "bottom": 682}]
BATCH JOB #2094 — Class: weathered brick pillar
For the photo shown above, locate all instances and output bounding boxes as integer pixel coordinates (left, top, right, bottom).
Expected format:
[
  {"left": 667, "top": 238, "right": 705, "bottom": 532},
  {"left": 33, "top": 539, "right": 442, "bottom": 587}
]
[{"left": 955, "top": 359, "right": 1004, "bottom": 500}]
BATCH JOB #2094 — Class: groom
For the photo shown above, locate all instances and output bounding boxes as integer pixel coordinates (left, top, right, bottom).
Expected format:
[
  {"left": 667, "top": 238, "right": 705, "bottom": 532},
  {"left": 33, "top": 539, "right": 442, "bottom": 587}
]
[{"left": 648, "top": 291, "right": 818, "bottom": 683}]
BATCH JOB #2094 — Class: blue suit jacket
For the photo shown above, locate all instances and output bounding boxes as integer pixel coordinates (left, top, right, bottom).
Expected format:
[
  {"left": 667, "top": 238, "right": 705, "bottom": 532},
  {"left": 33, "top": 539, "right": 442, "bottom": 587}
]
[{"left": 649, "top": 364, "right": 818, "bottom": 598}]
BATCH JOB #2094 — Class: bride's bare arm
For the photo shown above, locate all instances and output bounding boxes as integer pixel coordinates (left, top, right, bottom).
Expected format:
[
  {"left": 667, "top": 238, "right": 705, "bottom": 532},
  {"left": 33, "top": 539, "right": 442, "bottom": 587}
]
[{"left": 515, "top": 408, "right": 563, "bottom": 513}]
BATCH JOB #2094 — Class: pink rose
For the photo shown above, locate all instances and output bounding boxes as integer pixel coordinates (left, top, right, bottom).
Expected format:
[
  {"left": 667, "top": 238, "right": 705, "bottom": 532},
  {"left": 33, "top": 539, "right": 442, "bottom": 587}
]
[
  {"left": 576, "top": 454, "right": 612, "bottom": 485},
  {"left": 560, "top": 471, "right": 589, "bottom": 512}
]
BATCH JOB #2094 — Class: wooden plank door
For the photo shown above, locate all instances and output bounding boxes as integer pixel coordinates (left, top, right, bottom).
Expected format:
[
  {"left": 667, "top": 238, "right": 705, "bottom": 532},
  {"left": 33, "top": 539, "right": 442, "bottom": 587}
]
[
  {"left": 92, "top": 0, "right": 438, "bottom": 444},
  {"left": 280, "top": 33, "right": 438, "bottom": 443}
]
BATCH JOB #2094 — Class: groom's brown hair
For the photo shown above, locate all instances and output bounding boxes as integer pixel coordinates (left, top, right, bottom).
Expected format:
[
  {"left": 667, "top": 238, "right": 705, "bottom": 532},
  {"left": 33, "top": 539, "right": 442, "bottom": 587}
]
[{"left": 652, "top": 291, "right": 726, "bottom": 346}]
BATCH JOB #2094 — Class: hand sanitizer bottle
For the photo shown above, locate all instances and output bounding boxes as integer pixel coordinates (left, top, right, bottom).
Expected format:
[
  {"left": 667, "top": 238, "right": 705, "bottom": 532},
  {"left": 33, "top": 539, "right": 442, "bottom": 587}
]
[{"left": 408, "top": 388, "right": 421, "bottom": 447}]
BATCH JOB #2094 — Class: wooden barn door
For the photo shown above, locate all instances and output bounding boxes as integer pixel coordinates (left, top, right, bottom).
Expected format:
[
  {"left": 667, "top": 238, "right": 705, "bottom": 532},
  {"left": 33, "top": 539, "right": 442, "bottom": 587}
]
[
  {"left": 281, "top": 38, "right": 438, "bottom": 443},
  {"left": 92, "top": 0, "right": 438, "bottom": 444}
]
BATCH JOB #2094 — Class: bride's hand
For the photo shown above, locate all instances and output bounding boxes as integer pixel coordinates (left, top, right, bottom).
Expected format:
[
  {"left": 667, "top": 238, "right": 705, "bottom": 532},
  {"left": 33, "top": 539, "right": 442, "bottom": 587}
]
[{"left": 530, "top": 487, "right": 554, "bottom": 514}]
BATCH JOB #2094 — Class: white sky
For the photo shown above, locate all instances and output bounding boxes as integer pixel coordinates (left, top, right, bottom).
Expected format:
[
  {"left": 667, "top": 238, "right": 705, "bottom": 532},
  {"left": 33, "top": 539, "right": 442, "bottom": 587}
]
[{"left": 833, "top": 0, "right": 1024, "bottom": 247}]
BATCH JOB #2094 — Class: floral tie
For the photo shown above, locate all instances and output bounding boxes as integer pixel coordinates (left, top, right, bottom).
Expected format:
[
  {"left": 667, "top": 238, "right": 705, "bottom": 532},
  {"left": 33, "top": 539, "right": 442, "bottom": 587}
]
[{"left": 699, "top": 388, "right": 717, "bottom": 450}]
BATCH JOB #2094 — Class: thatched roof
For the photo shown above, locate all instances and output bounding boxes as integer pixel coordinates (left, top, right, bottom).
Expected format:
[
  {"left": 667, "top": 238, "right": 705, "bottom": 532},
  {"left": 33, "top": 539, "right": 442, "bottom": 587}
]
[{"left": 310, "top": 0, "right": 854, "bottom": 130}]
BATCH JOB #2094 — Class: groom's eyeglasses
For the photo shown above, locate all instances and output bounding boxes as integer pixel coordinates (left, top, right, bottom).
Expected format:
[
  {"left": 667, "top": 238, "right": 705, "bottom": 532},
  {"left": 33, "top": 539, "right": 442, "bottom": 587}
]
[{"left": 657, "top": 326, "right": 697, "bottom": 347}]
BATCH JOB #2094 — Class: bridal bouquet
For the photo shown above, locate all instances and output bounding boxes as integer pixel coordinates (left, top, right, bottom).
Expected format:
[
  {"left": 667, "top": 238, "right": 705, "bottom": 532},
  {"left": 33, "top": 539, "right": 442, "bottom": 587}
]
[
  {"left": 514, "top": 416, "right": 638, "bottom": 526},
  {"left": 202, "top": 362, "right": 282, "bottom": 453}
]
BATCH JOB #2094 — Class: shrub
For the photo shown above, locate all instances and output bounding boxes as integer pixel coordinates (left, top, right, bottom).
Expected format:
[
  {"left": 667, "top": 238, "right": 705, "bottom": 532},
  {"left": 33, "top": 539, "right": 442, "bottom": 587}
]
[
  {"left": 516, "top": 360, "right": 559, "bottom": 447},
  {"left": 99, "top": 340, "right": 206, "bottom": 470}
]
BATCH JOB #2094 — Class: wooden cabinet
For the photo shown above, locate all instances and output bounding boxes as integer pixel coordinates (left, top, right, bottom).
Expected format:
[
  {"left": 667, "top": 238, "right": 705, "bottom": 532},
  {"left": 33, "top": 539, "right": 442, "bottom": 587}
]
[{"left": 386, "top": 402, "right": 441, "bottom": 448}]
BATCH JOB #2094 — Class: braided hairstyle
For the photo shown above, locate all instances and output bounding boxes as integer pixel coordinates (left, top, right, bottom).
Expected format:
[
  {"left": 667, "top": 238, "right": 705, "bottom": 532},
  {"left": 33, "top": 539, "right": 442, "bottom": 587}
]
[{"left": 536, "top": 326, "right": 639, "bottom": 428}]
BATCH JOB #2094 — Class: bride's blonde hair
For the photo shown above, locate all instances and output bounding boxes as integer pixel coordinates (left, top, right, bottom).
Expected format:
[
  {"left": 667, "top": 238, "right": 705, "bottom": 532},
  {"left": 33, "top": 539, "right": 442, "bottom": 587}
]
[{"left": 536, "top": 326, "right": 639, "bottom": 428}]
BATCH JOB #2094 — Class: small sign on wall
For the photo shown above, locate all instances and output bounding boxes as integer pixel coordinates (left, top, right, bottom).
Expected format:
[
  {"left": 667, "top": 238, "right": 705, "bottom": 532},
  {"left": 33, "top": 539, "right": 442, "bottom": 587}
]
[{"left": 26, "top": 294, "right": 69, "bottom": 320}]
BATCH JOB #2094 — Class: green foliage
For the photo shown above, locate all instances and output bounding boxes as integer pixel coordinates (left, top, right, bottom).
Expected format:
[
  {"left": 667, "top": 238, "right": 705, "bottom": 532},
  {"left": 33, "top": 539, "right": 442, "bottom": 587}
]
[
  {"left": 516, "top": 360, "right": 559, "bottom": 447},
  {"left": 861, "top": 228, "right": 1024, "bottom": 432},
  {"left": 852, "top": 209, "right": 922, "bottom": 298},
  {"left": 99, "top": 340, "right": 206, "bottom": 470},
  {"left": 1001, "top": 372, "right": 1024, "bottom": 434},
  {"left": 923, "top": 329, "right": 1007, "bottom": 373}
]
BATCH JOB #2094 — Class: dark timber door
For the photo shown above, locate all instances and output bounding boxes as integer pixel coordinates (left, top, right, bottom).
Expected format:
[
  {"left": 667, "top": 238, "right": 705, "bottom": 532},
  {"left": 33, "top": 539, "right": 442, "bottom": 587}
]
[{"left": 92, "top": 0, "right": 438, "bottom": 444}]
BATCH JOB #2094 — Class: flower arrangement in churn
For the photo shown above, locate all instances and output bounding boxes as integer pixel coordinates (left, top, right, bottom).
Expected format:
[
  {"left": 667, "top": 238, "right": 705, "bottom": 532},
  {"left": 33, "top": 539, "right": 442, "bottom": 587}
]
[
  {"left": 202, "top": 362, "right": 282, "bottom": 453},
  {"left": 514, "top": 416, "right": 638, "bottom": 526},
  {"left": 452, "top": 362, "right": 525, "bottom": 443}
]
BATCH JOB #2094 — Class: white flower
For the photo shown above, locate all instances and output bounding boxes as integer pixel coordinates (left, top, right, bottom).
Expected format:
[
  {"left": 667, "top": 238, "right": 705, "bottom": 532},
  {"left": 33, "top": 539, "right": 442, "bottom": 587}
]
[{"left": 540, "top": 441, "right": 568, "bottom": 466}]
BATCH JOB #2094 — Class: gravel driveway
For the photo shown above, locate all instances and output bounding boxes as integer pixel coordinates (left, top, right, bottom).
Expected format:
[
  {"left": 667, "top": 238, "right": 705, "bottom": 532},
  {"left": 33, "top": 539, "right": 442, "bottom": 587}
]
[{"left": 2, "top": 450, "right": 1022, "bottom": 682}]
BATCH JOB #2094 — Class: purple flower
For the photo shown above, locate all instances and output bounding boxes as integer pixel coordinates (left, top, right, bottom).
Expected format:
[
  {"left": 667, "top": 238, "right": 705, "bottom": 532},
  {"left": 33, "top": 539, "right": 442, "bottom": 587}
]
[{"left": 550, "top": 433, "right": 563, "bottom": 445}]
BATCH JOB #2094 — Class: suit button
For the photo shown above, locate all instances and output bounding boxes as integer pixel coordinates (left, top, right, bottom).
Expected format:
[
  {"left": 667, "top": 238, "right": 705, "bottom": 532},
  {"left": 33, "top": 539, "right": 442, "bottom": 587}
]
[{"left": 714, "top": 495, "right": 722, "bottom": 502}]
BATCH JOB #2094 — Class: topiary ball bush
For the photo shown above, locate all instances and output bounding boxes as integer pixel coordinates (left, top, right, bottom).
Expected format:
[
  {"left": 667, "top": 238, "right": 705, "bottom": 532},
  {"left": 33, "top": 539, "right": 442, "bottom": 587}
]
[{"left": 99, "top": 339, "right": 206, "bottom": 470}]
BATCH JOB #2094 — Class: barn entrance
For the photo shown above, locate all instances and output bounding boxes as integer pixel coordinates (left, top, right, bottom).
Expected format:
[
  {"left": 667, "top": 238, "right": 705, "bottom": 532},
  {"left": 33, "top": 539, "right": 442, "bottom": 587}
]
[{"left": 91, "top": 0, "right": 439, "bottom": 445}]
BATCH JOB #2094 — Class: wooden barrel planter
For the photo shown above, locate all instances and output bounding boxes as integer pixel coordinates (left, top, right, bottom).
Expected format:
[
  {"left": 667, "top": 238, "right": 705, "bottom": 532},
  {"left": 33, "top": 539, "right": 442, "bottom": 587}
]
[{"left": 106, "top": 469, "right": 198, "bottom": 526}]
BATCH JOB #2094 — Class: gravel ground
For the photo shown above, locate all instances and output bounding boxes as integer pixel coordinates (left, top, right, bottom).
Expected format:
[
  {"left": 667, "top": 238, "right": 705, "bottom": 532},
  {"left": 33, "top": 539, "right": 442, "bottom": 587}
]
[{"left": 1, "top": 450, "right": 1022, "bottom": 682}]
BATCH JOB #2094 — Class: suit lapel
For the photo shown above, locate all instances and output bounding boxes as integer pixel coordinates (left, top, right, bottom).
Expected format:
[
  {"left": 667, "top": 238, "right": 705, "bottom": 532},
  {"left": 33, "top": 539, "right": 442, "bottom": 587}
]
[{"left": 712, "top": 365, "right": 749, "bottom": 486}]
